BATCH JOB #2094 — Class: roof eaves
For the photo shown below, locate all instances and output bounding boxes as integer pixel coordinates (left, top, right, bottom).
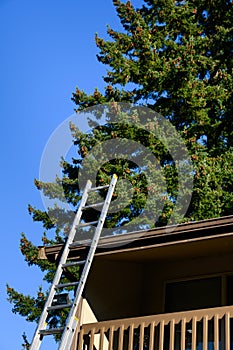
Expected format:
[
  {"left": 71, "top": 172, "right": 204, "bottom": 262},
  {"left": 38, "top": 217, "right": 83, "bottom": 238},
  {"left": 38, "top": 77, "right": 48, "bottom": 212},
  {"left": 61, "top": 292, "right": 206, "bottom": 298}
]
[{"left": 38, "top": 215, "right": 233, "bottom": 262}]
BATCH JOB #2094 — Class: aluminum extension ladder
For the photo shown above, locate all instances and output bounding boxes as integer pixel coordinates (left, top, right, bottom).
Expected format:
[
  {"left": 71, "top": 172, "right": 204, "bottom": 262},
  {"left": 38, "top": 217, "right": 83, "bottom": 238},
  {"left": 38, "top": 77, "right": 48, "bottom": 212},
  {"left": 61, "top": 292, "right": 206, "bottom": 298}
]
[{"left": 30, "top": 174, "right": 118, "bottom": 350}]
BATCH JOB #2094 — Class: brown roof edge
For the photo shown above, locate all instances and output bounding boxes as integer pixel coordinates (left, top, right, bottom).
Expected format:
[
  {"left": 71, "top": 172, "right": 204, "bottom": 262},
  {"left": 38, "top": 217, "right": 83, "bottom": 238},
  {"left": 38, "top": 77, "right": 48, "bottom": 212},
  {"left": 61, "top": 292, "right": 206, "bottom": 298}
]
[{"left": 38, "top": 215, "right": 233, "bottom": 262}]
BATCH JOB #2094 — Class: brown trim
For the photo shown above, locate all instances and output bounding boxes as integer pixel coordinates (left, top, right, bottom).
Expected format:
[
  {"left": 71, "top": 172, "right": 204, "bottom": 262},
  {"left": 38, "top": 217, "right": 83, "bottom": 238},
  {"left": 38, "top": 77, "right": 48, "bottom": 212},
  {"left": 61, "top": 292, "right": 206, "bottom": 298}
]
[
  {"left": 81, "top": 304, "right": 233, "bottom": 332},
  {"left": 77, "top": 305, "right": 233, "bottom": 350},
  {"left": 38, "top": 215, "right": 233, "bottom": 262}
]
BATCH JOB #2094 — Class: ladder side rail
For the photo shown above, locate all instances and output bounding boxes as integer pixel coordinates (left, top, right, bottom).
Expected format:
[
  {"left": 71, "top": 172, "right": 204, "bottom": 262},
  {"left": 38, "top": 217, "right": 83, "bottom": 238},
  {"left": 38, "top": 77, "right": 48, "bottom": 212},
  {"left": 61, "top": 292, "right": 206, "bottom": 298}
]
[
  {"left": 58, "top": 174, "right": 117, "bottom": 350},
  {"left": 30, "top": 180, "right": 92, "bottom": 350}
]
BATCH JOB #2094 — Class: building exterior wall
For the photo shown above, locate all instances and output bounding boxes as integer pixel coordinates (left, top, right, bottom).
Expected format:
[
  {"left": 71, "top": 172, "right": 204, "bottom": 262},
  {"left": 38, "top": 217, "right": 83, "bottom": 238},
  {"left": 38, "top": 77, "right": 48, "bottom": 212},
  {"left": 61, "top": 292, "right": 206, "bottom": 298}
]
[
  {"left": 85, "top": 259, "right": 143, "bottom": 320},
  {"left": 84, "top": 252, "right": 233, "bottom": 321},
  {"left": 142, "top": 252, "right": 233, "bottom": 315}
]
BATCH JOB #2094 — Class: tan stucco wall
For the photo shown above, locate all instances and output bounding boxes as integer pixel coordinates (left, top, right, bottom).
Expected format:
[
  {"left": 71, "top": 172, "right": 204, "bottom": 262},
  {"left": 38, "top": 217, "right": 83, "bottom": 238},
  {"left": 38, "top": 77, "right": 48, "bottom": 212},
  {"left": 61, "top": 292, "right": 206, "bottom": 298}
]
[
  {"left": 84, "top": 251, "right": 233, "bottom": 321},
  {"left": 85, "top": 259, "right": 143, "bottom": 320},
  {"left": 142, "top": 252, "right": 233, "bottom": 315}
]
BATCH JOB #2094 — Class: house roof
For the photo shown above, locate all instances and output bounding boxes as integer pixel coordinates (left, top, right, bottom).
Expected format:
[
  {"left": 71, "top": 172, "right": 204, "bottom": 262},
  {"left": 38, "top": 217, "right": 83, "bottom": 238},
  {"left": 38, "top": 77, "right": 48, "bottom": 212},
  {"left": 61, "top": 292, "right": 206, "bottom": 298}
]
[{"left": 38, "top": 215, "right": 233, "bottom": 263}]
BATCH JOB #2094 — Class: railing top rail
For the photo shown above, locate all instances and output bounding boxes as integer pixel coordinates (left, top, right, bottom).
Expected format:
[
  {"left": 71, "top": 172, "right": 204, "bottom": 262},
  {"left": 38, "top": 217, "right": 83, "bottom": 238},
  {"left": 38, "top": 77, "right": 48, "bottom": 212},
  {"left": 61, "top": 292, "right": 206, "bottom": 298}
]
[{"left": 81, "top": 305, "right": 233, "bottom": 333}]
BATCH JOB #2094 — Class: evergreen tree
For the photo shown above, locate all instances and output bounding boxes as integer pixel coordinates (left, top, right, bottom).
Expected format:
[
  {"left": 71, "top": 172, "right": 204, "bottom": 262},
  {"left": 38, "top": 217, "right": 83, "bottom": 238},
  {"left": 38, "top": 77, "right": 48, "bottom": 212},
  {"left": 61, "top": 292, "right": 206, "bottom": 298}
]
[{"left": 7, "top": 0, "right": 233, "bottom": 344}]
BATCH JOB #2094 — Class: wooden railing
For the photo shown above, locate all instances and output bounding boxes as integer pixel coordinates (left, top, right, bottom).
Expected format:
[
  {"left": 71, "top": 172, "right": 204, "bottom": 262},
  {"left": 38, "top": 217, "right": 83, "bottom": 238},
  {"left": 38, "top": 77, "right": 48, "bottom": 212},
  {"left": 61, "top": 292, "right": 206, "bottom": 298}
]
[{"left": 77, "top": 306, "right": 233, "bottom": 350}]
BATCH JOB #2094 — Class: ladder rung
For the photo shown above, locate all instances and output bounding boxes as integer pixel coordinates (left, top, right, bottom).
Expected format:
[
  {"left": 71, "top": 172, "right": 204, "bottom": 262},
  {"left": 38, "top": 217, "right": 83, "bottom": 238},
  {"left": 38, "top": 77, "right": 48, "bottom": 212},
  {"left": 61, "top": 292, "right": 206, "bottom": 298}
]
[
  {"left": 88, "top": 184, "right": 109, "bottom": 192},
  {"left": 70, "top": 239, "right": 92, "bottom": 247},
  {"left": 62, "top": 260, "right": 85, "bottom": 268},
  {"left": 39, "top": 327, "right": 65, "bottom": 335},
  {"left": 82, "top": 202, "right": 105, "bottom": 209},
  {"left": 77, "top": 221, "right": 98, "bottom": 227},
  {"left": 47, "top": 303, "right": 72, "bottom": 311},
  {"left": 55, "top": 281, "right": 79, "bottom": 289}
]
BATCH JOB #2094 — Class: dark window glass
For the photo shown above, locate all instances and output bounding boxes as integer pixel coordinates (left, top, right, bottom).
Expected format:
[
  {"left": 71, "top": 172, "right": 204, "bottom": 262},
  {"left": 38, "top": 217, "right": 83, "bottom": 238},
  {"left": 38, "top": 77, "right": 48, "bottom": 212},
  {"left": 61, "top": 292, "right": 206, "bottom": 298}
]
[
  {"left": 165, "top": 277, "right": 221, "bottom": 313},
  {"left": 227, "top": 275, "right": 233, "bottom": 305}
]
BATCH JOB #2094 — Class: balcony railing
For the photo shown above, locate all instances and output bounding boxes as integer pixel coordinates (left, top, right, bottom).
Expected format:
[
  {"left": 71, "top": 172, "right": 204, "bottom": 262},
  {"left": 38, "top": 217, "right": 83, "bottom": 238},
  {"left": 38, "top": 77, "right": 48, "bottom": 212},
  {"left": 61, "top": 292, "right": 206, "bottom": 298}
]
[{"left": 76, "top": 305, "right": 233, "bottom": 350}]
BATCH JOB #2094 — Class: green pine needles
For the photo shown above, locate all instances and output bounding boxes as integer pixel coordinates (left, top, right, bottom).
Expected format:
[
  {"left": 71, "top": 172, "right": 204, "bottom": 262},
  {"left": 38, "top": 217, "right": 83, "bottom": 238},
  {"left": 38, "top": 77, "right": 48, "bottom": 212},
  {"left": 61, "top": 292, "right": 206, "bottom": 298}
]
[{"left": 7, "top": 0, "right": 233, "bottom": 346}]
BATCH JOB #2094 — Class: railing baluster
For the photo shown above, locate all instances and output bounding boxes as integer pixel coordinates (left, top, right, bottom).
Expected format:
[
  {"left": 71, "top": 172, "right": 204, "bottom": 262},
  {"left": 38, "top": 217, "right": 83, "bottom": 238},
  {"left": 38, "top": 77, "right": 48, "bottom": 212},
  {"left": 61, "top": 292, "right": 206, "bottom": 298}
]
[
  {"left": 225, "top": 312, "right": 230, "bottom": 350},
  {"left": 181, "top": 318, "right": 186, "bottom": 350},
  {"left": 108, "top": 326, "right": 114, "bottom": 350},
  {"left": 118, "top": 325, "right": 124, "bottom": 350},
  {"left": 159, "top": 320, "right": 165, "bottom": 350},
  {"left": 77, "top": 328, "right": 84, "bottom": 350},
  {"left": 192, "top": 317, "right": 197, "bottom": 350},
  {"left": 79, "top": 305, "right": 233, "bottom": 350},
  {"left": 89, "top": 328, "right": 95, "bottom": 350},
  {"left": 214, "top": 314, "right": 219, "bottom": 350},
  {"left": 128, "top": 324, "right": 134, "bottom": 350},
  {"left": 149, "top": 321, "right": 155, "bottom": 350},
  {"left": 169, "top": 319, "right": 175, "bottom": 350},
  {"left": 203, "top": 316, "right": 208, "bottom": 350},
  {"left": 139, "top": 322, "right": 145, "bottom": 350},
  {"left": 99, "top": 327, "right": 105, "bottom": 350}
]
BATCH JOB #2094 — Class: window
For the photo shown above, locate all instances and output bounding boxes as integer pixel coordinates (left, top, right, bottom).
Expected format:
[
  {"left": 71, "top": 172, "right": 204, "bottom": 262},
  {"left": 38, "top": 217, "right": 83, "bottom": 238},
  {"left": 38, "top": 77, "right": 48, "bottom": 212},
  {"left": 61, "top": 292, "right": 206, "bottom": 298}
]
[{"left": 165, "top": 276, "right": 222, "bottom": 313}]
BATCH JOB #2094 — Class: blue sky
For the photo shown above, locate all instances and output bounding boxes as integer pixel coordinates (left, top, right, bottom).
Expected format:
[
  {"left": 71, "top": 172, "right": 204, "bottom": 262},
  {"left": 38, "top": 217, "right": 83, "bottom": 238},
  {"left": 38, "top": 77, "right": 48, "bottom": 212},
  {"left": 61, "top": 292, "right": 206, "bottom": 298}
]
[{"left": 0, "top": 0, "right": 142, "bottom": 348}]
